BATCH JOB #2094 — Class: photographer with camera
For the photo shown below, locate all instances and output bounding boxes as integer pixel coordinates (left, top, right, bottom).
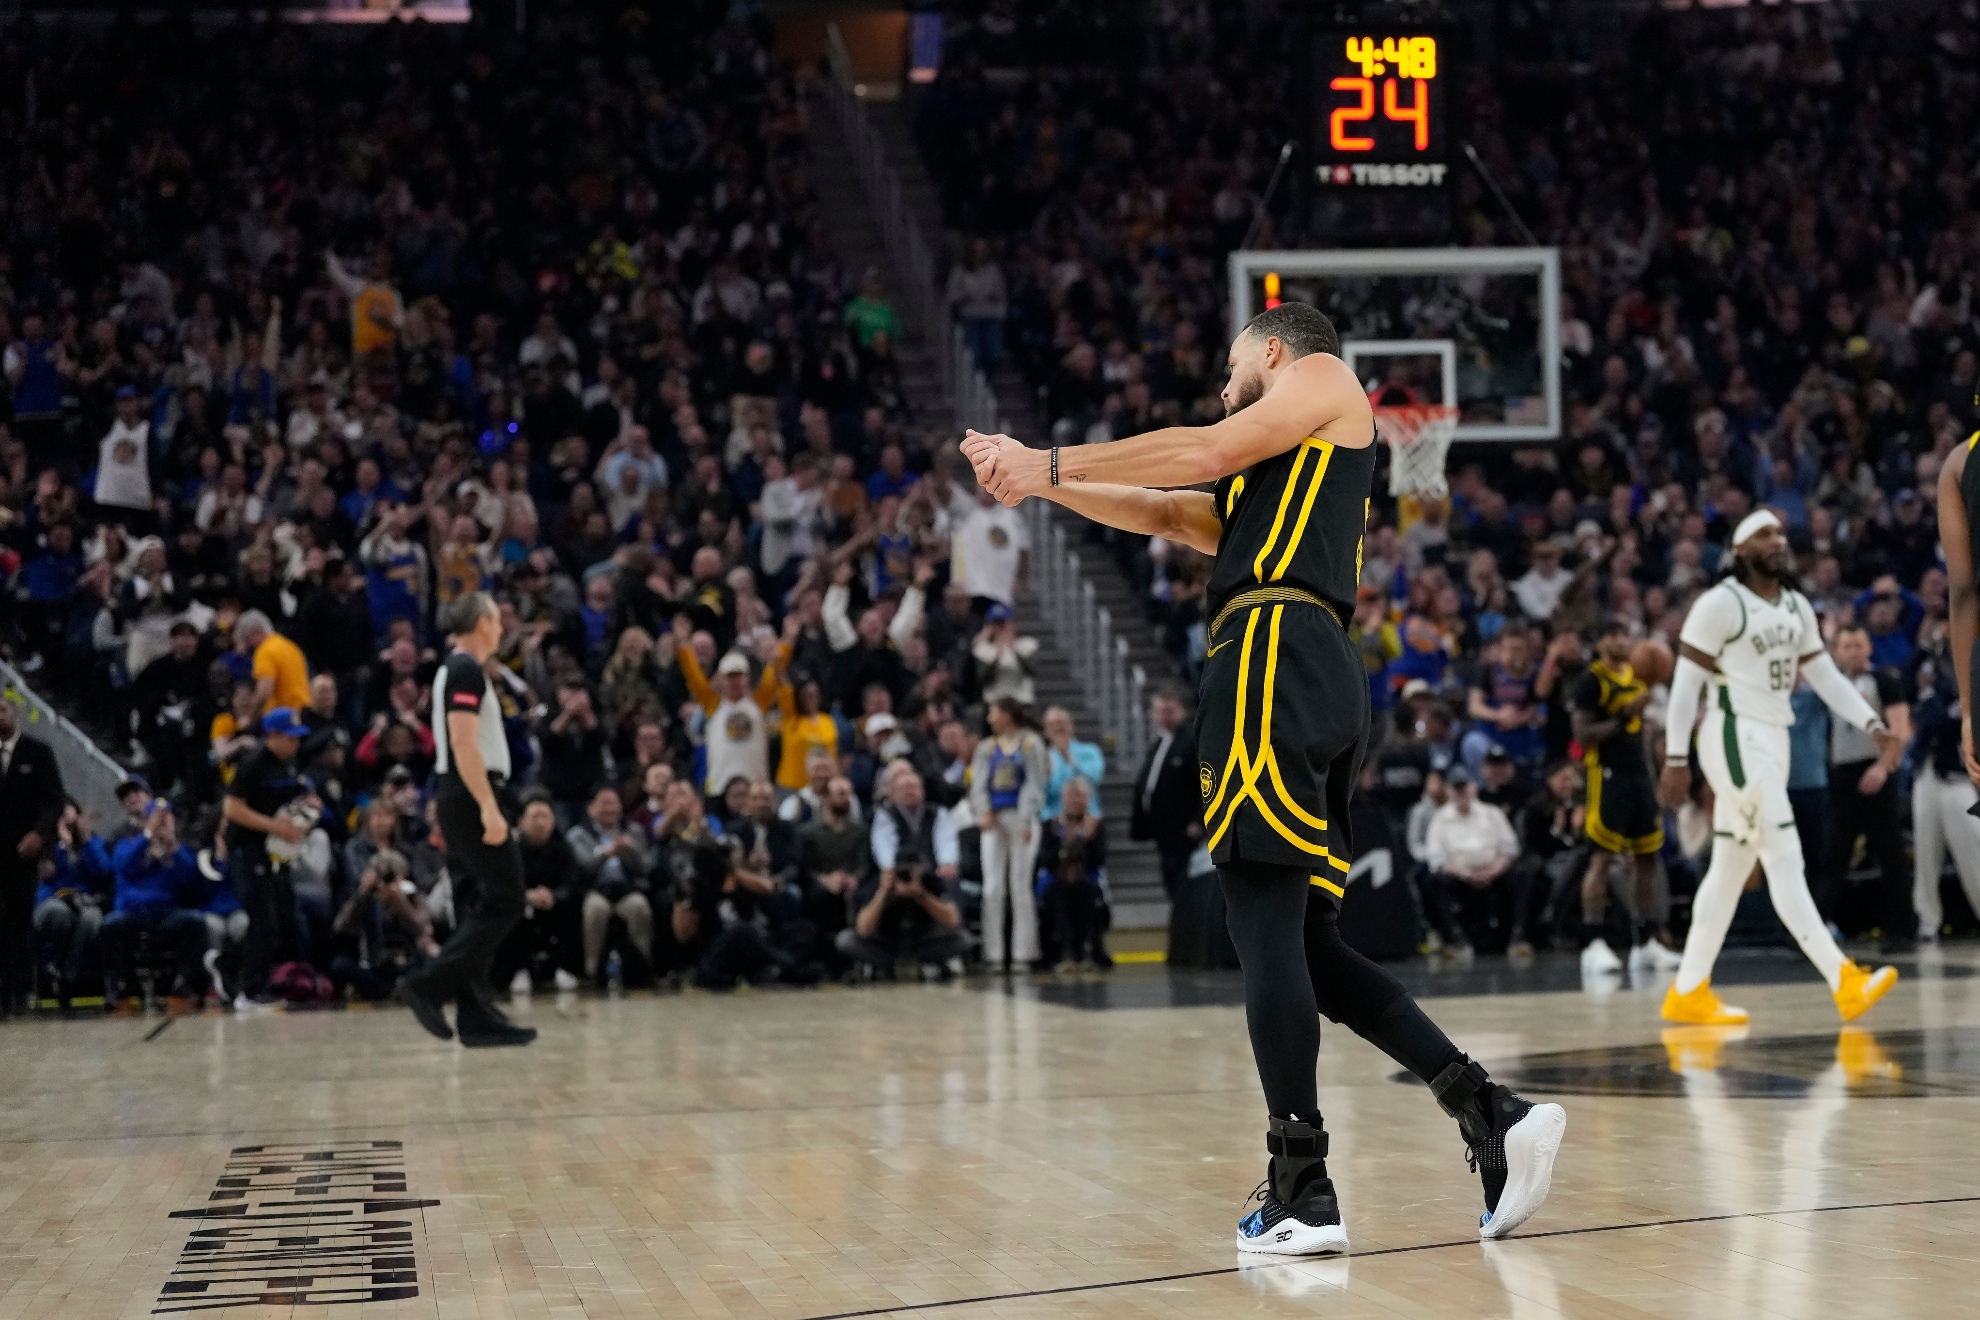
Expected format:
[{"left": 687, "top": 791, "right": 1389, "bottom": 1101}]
[
  {"left": 667, "top": 792, "right": 821, "bottom": 989},
  {"left": 329, "top": 848, "right": 439, "bottom": 1001},
  {"left": 837, "top": 761, "right": 965, "bottom": 979}
]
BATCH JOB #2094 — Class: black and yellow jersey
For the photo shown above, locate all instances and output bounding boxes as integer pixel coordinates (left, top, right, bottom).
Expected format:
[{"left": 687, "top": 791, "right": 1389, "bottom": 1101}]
[
  {"left": 1962, "top": 430, "right": 1980, "bottom": 572},
  {"left": 1571, "top": 660, "right": 1649, "bottom": 776},
  {"left": 1208, "top": 435, "right": 1376, "bottom": 622}
]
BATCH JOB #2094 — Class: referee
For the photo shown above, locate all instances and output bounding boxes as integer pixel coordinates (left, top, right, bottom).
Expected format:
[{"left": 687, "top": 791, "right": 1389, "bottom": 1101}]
[{"left": 398, "top": 592, "right": 535, "bottom": 1047}]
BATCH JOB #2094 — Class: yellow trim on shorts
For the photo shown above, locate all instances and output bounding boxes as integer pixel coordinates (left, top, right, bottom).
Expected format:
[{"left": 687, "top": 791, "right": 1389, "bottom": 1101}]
[
  {"left": 1584, "top": 753, "right": 1665, "bottom": 856},
  {"left": 1311, "top": 874, "right": 1346, "bottom": 898},
  {"left": 1203, "top": 605, "right": 1342, "bottom": 866}
]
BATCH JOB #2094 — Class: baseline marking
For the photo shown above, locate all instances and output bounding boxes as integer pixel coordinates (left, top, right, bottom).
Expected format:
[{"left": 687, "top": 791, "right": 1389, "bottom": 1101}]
[{"left": 795, "top": 1194, "right": 1980, "bottom": 1319}]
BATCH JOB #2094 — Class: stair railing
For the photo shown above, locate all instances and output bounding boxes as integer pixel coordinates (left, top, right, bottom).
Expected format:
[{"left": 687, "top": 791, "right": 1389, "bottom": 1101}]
[{"left": 820, "top": 27, "right": 1144, "bottom": 766}]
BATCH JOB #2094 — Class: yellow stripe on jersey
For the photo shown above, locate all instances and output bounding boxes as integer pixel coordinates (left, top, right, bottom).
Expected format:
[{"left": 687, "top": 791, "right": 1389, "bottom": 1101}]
[
  {"left": 1252, "top": 446, "right": 1311, "bottom": 580},
  {"left": 1226, "top": 474, "right": 1246, "bottom": 517},
  {"left": 1268, "top": 439, "right": 1334, "bottom": 582}
]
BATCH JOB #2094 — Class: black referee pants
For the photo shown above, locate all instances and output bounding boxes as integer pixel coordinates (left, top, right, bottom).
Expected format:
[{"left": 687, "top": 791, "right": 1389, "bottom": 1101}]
[
  {"left": 1221, "top": 858, "right": 1468, "bottom": 1121},
  {"left": 413, "top": 785, "right": 525, "bottom": 1032},
  {"left": 1820, "top": 762, "right": 1912, "bottom": 938}
]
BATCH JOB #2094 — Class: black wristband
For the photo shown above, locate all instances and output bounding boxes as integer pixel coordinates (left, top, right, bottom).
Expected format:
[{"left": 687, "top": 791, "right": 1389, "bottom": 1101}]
[{"left": 1049, "top": 447, "right": 1059, "bottom": 487}]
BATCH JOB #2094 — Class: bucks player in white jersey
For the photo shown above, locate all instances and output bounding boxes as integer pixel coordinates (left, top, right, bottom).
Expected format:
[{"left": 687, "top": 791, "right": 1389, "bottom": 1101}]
[{"left": 1658, "top": 510, "right": 1901, "bottom": 1025}]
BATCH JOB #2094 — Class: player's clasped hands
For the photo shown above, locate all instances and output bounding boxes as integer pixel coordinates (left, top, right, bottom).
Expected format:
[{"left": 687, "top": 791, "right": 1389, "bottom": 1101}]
[{"left": 962, "top": 429, "right": 1041, "bottom": 505}]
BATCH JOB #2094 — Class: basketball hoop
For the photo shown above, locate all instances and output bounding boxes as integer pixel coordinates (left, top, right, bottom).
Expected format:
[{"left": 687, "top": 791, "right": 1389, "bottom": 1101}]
[{"left": 1376, "top": 404, "right": 1459, "bottom": 500}]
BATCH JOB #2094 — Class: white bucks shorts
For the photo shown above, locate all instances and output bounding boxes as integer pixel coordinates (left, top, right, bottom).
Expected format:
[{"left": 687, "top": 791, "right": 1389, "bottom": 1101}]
[{"left": 1696, "top": 704, "right": 1794, "bottom": 848}]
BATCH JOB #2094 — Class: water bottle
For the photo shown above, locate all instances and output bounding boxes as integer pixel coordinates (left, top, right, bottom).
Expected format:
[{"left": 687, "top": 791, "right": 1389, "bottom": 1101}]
[{"left": 605, "top": 950, "right": 623, "bottom": 993}]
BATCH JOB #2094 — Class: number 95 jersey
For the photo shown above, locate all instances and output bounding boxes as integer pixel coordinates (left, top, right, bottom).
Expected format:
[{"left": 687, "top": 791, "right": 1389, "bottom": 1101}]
[{"left": 1676, "top": 578, "right": 1822, "bottom": 727}]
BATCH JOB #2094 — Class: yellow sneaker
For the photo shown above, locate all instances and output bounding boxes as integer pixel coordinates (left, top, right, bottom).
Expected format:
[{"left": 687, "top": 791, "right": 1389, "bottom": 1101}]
[
  {"left": 1834, "top": 1026, "right": 1902, "bottom": 1084},
  {"left": 1660, "top": 979, "right": 1749, "bottom": 1026},
  {"left": 1661, "top": 1024, "right": 1749, "bottom": 1074},
  {"left": 1832, "top": 961, "right": 1897, "bottom": 1022}
]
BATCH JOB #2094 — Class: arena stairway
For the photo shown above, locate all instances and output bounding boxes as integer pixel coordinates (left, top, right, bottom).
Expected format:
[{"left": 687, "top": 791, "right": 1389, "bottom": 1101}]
[{"left": 808, "top": 96, "right": 1185, "bottom": 932}]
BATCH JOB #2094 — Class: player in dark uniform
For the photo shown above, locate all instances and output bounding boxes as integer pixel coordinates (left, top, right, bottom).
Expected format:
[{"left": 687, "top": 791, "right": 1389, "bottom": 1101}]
[
  {"left": 1571, "top": 620, "right": 1680, "bottom": 978},
  {"left": 965, "top": 302, "right": 1565, "bottom": 1253},
  {"left": 397, "top": 591, "right": 535, "bottom": 1047},
  {"left": 1937, "top": 425, "right": 1980, "bottom": 799}
]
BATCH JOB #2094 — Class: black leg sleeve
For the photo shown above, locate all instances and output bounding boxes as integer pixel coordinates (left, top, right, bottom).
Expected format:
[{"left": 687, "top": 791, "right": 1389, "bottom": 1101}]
[
  {"left": 1305, "top": 902, "right": 1467, "bottom": 1086},
  {"left": 1219, "top": 858, "right": 1321, "bottom": 1122}
]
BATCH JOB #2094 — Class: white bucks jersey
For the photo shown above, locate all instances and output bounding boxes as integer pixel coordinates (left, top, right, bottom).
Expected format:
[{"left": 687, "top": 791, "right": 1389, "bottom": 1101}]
[
  {"left": 1678, "top": 579, "right": 1820, "bottom": 728},
  {"left": 433, "top": 651, "right": 512, "bottom": 782}
]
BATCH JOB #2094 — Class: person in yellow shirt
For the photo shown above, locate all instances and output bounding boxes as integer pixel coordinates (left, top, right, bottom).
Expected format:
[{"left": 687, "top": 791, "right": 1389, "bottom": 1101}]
[
  {"left": 210, "top": 679, "right": 263, "bottom": 788},
  {"left": 771, "top": 613, "right": 840, "bottom": 791},
  {"left": 237, "top": 609, "right": 310, "bottom": 716},
  {"left": 325, "top": 249, "right": 403, "bottom": 358}
]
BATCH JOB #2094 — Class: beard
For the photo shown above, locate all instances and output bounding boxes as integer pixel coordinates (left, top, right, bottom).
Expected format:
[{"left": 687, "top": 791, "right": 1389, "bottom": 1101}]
[
  {"left": 1225, "top": 370, "right": 1265, "bottom": 416},
  {"left": 1732, "top": 546, "right": 1799, "bottom": 592}
]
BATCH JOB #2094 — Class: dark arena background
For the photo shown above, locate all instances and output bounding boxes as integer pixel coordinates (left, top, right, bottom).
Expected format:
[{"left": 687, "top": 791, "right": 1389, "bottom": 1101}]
[{"left": 1, "top": 0, "right": 1978, "bottom": 1315}]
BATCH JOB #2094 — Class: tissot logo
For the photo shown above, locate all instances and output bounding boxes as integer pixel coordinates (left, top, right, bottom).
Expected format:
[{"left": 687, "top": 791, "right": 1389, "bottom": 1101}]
[
  {"left": 1318, "top": 162, "right": 1449, "bottom": 187},
  {"left": 154, "top": 1140, "right": 437, "bottom": 1312}
]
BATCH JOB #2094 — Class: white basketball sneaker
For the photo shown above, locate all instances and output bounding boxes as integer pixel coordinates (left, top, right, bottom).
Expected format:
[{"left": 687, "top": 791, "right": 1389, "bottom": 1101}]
[
  {"left": 1432, "top": 1060, "right": 1568, "bottom": 1240},
  {"left": 1627, "top": 940, "right": 1682, "bottom": 976},
  {"left": 1580, "top": 939, "right": 1623, "bottom": 977}
]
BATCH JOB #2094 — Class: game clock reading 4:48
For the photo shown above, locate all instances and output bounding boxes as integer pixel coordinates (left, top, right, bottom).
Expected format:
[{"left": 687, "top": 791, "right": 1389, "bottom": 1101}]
[{"left": 1313, "top": 32, "right": 1451, "bottom": 190}]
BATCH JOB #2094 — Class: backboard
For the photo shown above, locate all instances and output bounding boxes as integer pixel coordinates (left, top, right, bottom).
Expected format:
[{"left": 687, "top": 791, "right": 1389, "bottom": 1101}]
[{"left": 1228, "top": 247, "right": 1561, "bottom": 443}]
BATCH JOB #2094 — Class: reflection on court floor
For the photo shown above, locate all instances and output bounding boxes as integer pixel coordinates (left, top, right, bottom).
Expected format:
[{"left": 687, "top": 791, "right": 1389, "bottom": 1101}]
[{"left": 1468, "top": 1026, "right": 1977, "bottom": 1098}]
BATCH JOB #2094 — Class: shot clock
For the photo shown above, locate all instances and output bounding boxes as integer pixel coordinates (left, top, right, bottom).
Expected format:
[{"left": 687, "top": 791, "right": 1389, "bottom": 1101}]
[{"left": 1309, "top": 27, "right": 1456, "bottom": 237}]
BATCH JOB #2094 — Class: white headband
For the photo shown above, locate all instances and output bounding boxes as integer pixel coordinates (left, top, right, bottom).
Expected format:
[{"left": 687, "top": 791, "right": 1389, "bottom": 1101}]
[{"left": 1731, "top": 509, "right": 1782, "bottom": 548}]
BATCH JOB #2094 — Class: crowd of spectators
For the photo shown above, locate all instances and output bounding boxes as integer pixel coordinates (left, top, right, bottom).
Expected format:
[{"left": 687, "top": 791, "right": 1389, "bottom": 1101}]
[
  {"left": 915, "top": 1, "right": 1980, "bottom": 954},
  {"left": 0, "top": 4, "right": 1117, "bottom": 1017}
]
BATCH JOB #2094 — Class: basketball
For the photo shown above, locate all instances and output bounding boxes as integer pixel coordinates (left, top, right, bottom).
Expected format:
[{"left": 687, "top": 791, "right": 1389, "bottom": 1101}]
[{"left": 1630, "top": 638, "right": 1674, "bottom": 687}]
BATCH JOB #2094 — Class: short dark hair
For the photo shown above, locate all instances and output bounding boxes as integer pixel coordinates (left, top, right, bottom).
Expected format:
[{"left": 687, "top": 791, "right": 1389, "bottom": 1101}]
[
  {"left": 440, "top": 590, "right": 498, "bottom": 639},
  {"left": 1242, "top": 302, "right": 1340, "bottom": 359},
  {"left": 519, "top": 787, "right": 555, "bottom": 811}
]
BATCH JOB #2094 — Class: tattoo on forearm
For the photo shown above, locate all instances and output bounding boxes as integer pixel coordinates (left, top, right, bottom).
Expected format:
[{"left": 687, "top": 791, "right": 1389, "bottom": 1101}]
[{"left": 1068, "top": 473, "right": 1086, "bottom": 482}]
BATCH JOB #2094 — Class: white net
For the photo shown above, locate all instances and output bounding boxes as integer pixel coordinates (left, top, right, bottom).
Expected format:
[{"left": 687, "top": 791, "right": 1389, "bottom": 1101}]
[{"left": 1376, "top": 404, "right": 1459, "bottom": 499}]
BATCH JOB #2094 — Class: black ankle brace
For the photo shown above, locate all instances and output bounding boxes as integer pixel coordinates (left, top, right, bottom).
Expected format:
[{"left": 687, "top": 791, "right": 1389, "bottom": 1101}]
[
  {"left": 1430, "top": 1058, "right": 1491, "bottom": 1123},
  {"left": 1266, "top": 1116, "right": 1329, "bottom": 1204}
]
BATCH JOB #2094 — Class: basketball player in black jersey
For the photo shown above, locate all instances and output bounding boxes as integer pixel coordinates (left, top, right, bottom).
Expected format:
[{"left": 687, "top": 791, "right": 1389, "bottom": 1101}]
[
  {"left": 1936, "top": 427, "right": 1980, "bottom": 794},
  {"left": 966, "top": 303, "right": 1565, "bottom": 1251},
  {"left": 397, "top": 591, "right": 535, "bottom": 1047}
]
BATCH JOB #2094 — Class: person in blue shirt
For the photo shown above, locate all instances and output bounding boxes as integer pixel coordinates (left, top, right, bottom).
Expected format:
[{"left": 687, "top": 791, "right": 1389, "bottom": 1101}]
[
  {"left": 864, "top": 444, "right": 919, "bottom": 502},
  {"left": 97, "top": 800, "right": 209, "bottom": 1003},
  {"left": 20, "top": 520, "right": 83, "bottom": 670},
  {"left": 338, "top": 457, "right": 405, "bottom": 526},
  {"left": 1851, "top": 577, "right": 1924, "bottom": 675},
  {"left": 1040, "top": 705, "right": 1106, "bottom": 821},
  {"left": 33, "top": 802, "right": 112, "bottom": 1001}
]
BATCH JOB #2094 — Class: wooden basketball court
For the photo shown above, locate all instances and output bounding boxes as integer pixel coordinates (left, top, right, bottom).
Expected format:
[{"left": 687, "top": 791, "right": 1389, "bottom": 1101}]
[{"left": 4, "top": 949, "right": 1978, "bottom": 1318}]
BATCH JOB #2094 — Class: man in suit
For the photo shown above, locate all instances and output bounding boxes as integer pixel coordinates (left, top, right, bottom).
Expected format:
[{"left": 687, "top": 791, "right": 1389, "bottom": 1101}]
[
  {"left": 0, "top": 698, "right": 66, "bottom": 1015},
  {"left": 1131, "top": 689, "right": 1200, "bottom": 897}
]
